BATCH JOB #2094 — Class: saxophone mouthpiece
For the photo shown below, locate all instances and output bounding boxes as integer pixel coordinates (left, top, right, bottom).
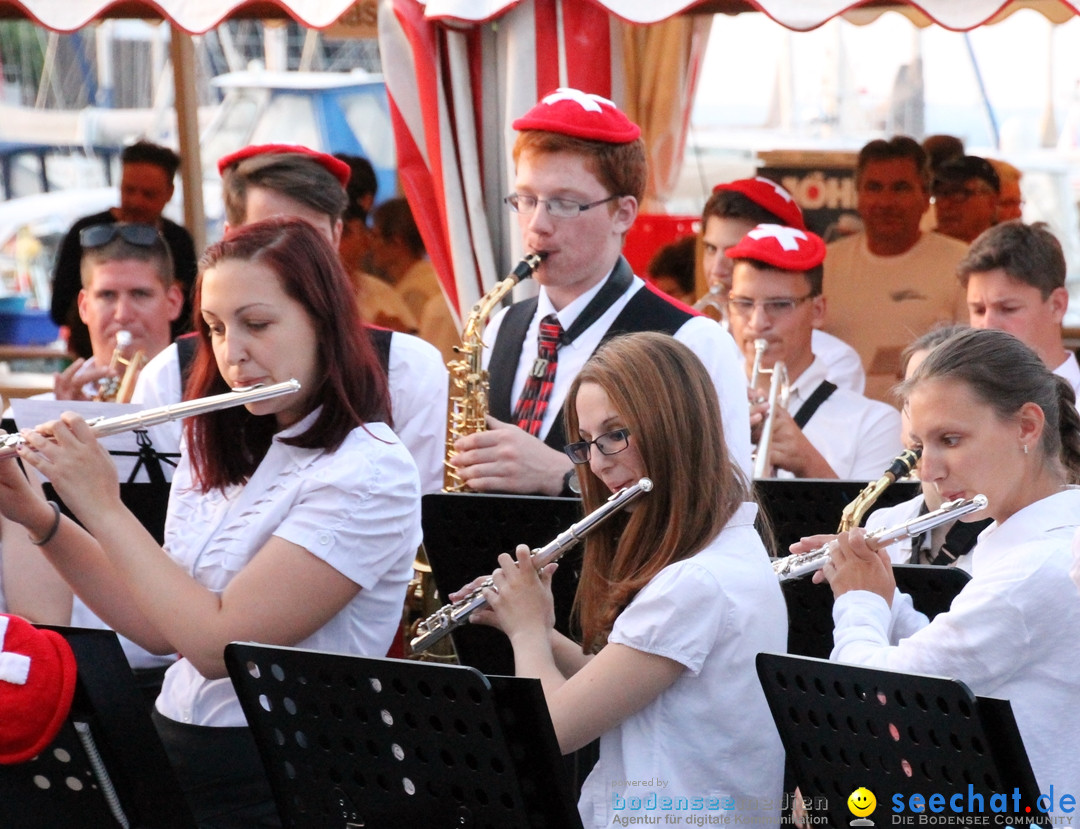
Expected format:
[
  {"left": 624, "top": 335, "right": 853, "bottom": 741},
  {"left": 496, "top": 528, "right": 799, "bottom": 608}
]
[{"left": 514, "top": 251, "right": 549, "bottom": 280}]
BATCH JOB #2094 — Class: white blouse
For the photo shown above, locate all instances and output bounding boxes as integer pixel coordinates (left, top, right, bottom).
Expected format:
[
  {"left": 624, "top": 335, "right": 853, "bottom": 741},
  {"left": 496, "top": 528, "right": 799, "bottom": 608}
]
[
  {"left": 832, "top": 488, "right": 1080, "bottom": 810},
  {"left": 155, "top": 413, "right": 421, "bottom": 727},
  {"left": 577, "top": 503, "right": 787, "bottom": 828}
]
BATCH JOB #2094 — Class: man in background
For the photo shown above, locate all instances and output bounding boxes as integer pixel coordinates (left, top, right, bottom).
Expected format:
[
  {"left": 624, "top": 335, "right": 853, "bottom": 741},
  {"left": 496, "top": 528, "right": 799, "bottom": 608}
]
[
  {"left": 822, "top": 136, "right": 967, "bottom": 403},
  {"left": 50, "top": 140, "right": 196, "bottom": 358},
  {"left": 932, "top": 154, "right": 1001, "bottom": 244},
  {"left": 960, "top": 220, "right": 1079, "bottom": 398}
]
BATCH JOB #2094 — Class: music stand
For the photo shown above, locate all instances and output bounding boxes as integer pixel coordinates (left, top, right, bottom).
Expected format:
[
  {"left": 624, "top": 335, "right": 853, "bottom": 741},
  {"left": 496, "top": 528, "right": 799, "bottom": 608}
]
[
  {"left": 0, "top": 626, "right": 193, "bottom": 829},
  {"left": 225, "top": 643, "right": 584, "bottom": 829},
  {"left": 420, "top": 492, "right": 583, "bottom": 677},
  {"left": 756, "top": 653, "right": 1048, "bottom": 828},
  {"left": 783, "top": 565, "right": 971, "bottom": 659},
  {"left": 754, "top": 479, "right": 921, "bottom": 553}
]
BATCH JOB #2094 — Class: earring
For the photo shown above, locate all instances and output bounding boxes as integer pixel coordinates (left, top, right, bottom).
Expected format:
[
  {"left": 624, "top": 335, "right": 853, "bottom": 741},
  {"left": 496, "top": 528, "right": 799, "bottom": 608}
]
[{"left": 1022, "top": 443, "right": 1029, "bottom": 455}]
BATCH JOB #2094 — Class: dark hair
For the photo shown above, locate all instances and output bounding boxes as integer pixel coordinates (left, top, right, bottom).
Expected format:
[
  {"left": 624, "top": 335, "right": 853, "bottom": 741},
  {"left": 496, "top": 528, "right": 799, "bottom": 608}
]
[
  {"left": 647, "top": 236, "right": 697, "bottom": 295},
  {"left": 513, "top": 131, "right": 647, "bottom": 204},
  {"left": 933, "top": 155, "right": 1001, "bottom": 194},
  {"left": 701, "top": 189, "right": 783, "bottom": 226},
  {"left": 921, "top": 134, "right": 965, "bottom": 173},
  {"left": 122, "top": 140, "right": 181, "bottom": 180},
  {"left": 221, "top": 153, "right": 348, "bottom": 227},
  {"left": 371, "top": 197, "right": 426, "bottom": 257},
  {"left": 957, "top": 221, "right": 1065, "bottom": 298},
  {"left": 857, "top": 136, "right": 930, "bottom": 191},
  {"left": 898, "top": 323, "right": 969, "bottom": 379},
  {"left": 897, "top": 327, "right": 1080, "bottom": 485},
  {"left": 184, "top": 217, "right": 390, "bottom": 491},
  {"left": 564, "top": 332, "right": 747, "bottom": 651},
  {"left": 335, "top": 153, "right": 378, "bottom": 222},
  {"left": 732, "top": 258, "right": 824, "bottom": 296}
]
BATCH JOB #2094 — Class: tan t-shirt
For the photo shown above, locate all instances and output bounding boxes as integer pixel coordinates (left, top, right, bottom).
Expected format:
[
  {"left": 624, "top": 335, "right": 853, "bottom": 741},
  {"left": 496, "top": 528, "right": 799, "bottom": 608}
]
[{"left": 823, "top": 231, "right": 968, "bottom": 404}]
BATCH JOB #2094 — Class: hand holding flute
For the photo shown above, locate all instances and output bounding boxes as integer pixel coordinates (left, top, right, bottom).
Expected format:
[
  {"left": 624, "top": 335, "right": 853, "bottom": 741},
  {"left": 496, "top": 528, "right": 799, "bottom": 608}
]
[{"left": 454, "top": 545, "right": 560, "bottom": 641}]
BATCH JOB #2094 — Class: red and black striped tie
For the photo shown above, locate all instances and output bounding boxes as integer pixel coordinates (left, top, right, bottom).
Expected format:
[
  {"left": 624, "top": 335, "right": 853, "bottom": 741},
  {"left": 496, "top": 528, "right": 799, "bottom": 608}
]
[{"left": 513, "top": 313, "right": 563, "bottom": 437}]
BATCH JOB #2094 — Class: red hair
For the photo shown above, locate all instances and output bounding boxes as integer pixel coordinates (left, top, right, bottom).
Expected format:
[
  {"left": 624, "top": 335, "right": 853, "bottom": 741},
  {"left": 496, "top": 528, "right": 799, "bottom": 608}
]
[{"left": 183, "top": 217, "right": 390, "bottom": 491}]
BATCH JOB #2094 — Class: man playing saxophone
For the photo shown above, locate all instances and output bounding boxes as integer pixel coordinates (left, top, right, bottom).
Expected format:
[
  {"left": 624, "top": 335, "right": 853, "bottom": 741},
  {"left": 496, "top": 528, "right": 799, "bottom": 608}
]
[
  {"left": 46, "top": 224, "right": 182, "bottom": 404},
  {"left": 450, "top": 88, "right": 751, "bottom": 495},
  {"left": 726, "top": 224, "right": 903, "bottom": 478}
]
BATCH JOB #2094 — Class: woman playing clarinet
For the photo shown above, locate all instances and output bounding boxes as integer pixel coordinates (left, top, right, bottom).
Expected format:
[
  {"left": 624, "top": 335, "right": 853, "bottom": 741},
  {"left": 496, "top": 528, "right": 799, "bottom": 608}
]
[
  {"left": 0, "top": 217, "right": 421, "bottom": 827},
  {"left": 463, "top": 331, "right": 787, "bottom": 828}
]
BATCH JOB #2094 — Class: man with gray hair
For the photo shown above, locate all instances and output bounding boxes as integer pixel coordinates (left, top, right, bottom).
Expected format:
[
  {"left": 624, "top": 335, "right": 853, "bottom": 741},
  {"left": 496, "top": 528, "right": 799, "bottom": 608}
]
[{"left": 960, "top": 220, "right": 1079, "bottom": 398}]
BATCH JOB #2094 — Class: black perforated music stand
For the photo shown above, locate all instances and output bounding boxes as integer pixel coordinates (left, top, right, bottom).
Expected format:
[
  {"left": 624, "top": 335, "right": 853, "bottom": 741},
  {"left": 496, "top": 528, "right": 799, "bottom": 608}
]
[
  {"left": 0, "top": 626, "right": 193, "bottom": 829},
  {"left": 756, "top": 653, "right": 1048, "bottom": 828},
  {"left": 420, "top": 492, "right": 583, "bottom": 677},
  {"left": 755, "top": 479, "right": 921, "bottom": 553},
  {"left": 783, "top": 564, "right": 971, "bottom": 659},
  {"left": 225, "top": 643, "right": 584, "bottom": 829}
]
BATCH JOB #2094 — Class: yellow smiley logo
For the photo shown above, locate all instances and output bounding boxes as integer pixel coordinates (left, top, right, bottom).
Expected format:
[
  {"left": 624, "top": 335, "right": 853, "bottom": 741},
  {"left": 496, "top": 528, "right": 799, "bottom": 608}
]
[{"left": 848, "top": 787, "right": 877, "bottom": 818}]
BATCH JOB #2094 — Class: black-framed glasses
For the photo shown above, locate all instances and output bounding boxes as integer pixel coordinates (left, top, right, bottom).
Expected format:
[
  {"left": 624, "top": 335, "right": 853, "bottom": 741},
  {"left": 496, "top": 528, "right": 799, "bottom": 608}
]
[
  {"left": 563, "top": 428, "right": 631, "bottom": 465},
  {"left": 727, "top": 294, "right": 814, "bottom": 318},
  {"left": 79, "top": 223, "right": 162, "bottom": 250},
  {"left": 504, "top": 193, "right": 621, "bottom": 219}
]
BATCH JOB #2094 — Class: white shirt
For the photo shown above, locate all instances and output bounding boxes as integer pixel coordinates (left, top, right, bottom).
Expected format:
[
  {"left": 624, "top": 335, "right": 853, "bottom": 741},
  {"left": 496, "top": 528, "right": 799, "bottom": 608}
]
[
  {"left": 156, "top": 415, "right": 421, "bottom": 727},
  {"left": 1053, "top": 351, "right": 1080, "bottom": 401},
  {"left": 832, "top": 488, "right": 1080, "bottom": 807},
  {"left": 769, "top": 356, "right": 903, "bottom": 480},
  {"left": 811, "top": 329, "right": 865, "bottom": 393},
  {"left": 484, "top": 274, "right": 753, "bottom": 478},
  {"left": 132, "top": 333, "right": 449, "bottom": 495},
  {"left": 578, "top": 503, "right": 786, "bottom": 829}
]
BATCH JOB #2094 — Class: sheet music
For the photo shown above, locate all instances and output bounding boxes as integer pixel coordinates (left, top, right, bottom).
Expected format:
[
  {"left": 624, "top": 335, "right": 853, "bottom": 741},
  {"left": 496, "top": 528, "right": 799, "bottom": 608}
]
[{"left": 10, "top": 399, "right": 180, "bottom": 484}]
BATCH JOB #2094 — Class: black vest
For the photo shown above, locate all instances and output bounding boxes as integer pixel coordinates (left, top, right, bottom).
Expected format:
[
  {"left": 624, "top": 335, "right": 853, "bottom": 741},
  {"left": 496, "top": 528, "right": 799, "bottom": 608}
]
[{"left": 489, "top": 276, "right": 694, "bottom": 450}]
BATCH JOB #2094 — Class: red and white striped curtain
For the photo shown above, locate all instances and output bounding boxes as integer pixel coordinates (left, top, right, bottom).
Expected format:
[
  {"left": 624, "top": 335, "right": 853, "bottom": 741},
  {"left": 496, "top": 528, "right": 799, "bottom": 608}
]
[{"left": 378, "top": 0, "right": 711, "bottom": 323}]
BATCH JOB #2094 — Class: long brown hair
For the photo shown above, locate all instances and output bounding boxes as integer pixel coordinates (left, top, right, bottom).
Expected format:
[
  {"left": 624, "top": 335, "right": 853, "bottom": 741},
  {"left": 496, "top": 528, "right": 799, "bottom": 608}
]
[
  {"left": 564, "top": 332, "right": 748, "bottom": 651},
  {"left": 184, "top": 217, "right": 390, "bottom": 491}
]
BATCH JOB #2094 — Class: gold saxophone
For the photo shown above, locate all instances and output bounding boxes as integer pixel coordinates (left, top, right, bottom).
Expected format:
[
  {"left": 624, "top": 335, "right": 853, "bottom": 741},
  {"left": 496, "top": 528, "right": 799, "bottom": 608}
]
[
  {"left": 836, "top": 447, "right": 921, "bottom": 532},
  {"left": 443, "top": 252, "right": 546, "bottom": 491},
  {"left": 403, "top": 253, "right": 546, "bottom": 661}
]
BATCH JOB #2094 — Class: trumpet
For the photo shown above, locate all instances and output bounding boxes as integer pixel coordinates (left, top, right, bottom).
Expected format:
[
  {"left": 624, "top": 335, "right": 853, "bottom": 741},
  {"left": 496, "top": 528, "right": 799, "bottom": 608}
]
[
  {"left": 0, "top": 379, "right": 301, "bottom": 460},
  {"left": 772, "top": 494, "right": 988, "bottom": 581},
  {"left": 750, "top": 339, "right": 789, "bottom": 478},
  {"left": 411, "top": 477, "right": 653, "bottom": 653},
  {"left": 94, "top": 330, "right": 147, "bottom": 404}
]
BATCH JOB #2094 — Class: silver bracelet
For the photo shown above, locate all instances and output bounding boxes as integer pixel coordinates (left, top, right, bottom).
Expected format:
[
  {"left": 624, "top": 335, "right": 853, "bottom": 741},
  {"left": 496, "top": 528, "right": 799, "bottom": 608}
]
[{"left": 28, "top": 501, "right": 62, "bottom": 546}]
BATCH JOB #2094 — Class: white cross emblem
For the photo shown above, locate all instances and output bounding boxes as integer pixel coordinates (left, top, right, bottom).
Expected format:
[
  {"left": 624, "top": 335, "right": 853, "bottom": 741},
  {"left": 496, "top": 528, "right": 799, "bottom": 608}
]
[
  {"left": 754, "top": 176, "right": 795, "bottom": 204},
  {"left": 0, "top": 617, "right": 31, "bottom": 686},
  {"left": 747, "top": 224, "right": 808, "bottom": 252},
  {"left": 540, "top": 88, "right": 615, "bottom": 114}
]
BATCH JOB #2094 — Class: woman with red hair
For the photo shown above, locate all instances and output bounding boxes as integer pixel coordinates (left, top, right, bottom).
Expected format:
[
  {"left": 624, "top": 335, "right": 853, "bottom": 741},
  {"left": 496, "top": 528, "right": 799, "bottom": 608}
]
[{"left": 0, "top": 217, "right": 421, "bottom": 827}]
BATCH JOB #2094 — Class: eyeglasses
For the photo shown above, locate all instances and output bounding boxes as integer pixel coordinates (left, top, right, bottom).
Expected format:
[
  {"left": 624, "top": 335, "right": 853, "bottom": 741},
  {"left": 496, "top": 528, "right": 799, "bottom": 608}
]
[
  {"left": 563, "top": 428, "right": 631, "bottom": 465},
  {"left": 727, "top": 294, "right": 814, "bottom": 318},
  {"left": 80, "top": 223, "right": 162, "bottom": 249},
  {"left": 504, "top": 193, "right": 621, "bottom": 219}
]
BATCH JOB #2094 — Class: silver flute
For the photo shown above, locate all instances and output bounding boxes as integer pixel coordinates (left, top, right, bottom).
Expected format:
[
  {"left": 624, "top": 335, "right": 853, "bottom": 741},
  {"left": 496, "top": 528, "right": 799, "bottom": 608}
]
[
  {"left": 773, "top": 494, "right": 988, "bottom": 581},
  {"left": 411, "top": 477, "right": 653, "bottom": 653},
  {"left": 0, "top": 379, "right": 302, "bottom": 459}
]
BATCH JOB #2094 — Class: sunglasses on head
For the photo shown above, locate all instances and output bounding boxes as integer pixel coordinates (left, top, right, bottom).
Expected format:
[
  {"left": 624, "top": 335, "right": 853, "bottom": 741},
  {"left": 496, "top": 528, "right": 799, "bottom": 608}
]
[{"left": 79, "top": 223, "right": 162, "bottom": 250}]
